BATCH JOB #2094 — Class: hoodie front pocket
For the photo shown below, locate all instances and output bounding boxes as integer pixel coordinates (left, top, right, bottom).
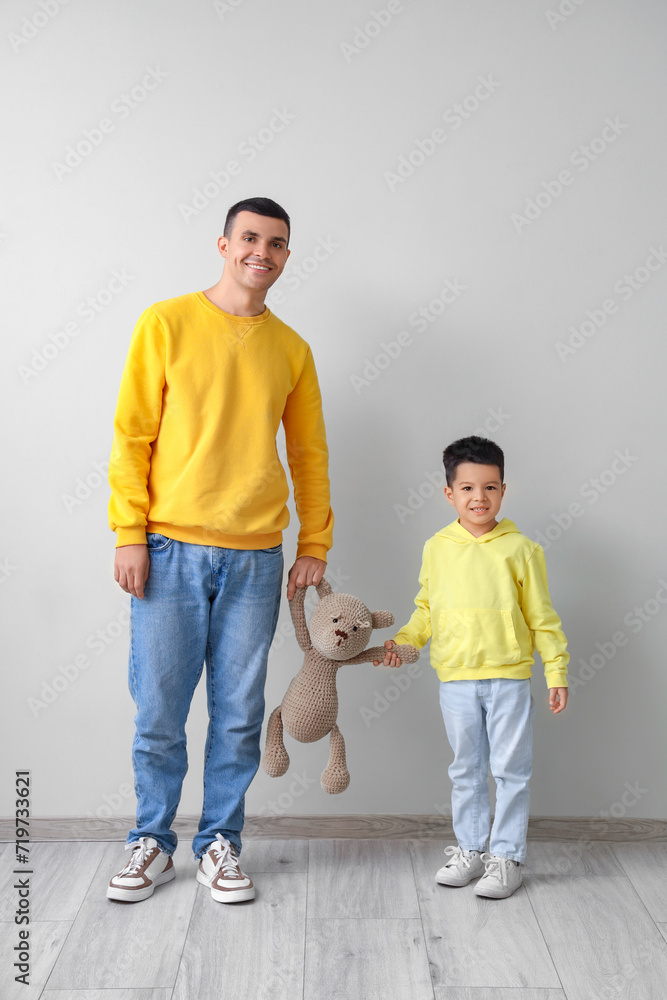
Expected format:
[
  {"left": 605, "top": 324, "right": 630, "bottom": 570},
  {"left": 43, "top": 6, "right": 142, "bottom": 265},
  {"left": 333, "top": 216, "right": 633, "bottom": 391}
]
[{"left": 439, "top": 609, "right": 522, "bottom": 669}]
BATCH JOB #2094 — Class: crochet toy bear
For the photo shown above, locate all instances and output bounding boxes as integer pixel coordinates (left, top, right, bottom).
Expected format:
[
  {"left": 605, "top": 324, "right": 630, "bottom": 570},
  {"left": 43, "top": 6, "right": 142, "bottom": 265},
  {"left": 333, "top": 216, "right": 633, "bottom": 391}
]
[{"left": 262, "top": 578, "right": 419, "bottom": 794}]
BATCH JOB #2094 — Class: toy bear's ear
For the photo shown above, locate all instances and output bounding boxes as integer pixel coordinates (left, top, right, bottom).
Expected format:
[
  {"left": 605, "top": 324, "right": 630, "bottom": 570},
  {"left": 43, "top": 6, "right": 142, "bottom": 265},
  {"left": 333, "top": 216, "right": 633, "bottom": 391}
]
[
  {"left": 316, "top": 578, "right": 333, "bottom": 598},
  {"left": 371, "top": 610, "right": 394, "bottom": 629}
]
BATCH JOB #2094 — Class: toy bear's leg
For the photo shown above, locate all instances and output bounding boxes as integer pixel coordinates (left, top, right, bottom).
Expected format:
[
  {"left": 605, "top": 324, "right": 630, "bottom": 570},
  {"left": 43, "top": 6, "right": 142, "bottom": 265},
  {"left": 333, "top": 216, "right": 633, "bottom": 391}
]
[
  {"left": 321, "top": 724, "right": 350, "bottom": 794},
  {"left": 262, "top": 707, "right": 290, "bottom": 777}
]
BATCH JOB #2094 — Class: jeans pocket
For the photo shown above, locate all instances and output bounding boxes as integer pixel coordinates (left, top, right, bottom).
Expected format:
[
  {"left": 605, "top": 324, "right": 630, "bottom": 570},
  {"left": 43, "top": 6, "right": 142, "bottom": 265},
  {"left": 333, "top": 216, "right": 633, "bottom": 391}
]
[
  {"left": 260, "top": 543, "right": 283, "bottom": 554},
  {"left": 146, "top": 532, "right": 174, "bottom": 552}
]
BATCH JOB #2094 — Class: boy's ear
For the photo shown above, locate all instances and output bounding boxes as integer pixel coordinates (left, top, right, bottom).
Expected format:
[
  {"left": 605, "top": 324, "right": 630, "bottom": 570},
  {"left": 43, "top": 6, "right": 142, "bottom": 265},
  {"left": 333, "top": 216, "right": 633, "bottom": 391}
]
[{"left": 444, "top": 486, "right": 455, "bottom": 507}]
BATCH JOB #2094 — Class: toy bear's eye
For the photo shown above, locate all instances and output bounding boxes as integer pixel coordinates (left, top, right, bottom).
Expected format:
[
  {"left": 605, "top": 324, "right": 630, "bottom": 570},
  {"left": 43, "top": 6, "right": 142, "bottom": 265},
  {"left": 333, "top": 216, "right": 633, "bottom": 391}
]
[
  {"left": 353, "top": 626, "right": 357, "bottom": 631},
  {"left": 332, "top": 618, "right": 338, "bottom": 623}
]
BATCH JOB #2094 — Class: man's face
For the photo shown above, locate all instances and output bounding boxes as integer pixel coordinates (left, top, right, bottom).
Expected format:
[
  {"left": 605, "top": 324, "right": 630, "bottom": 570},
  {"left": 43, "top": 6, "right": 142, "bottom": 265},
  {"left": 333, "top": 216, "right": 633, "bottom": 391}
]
[
  {"left": 444, "top": 462, "right": 506, "bottom": 537},
  {"left": 218, "top": 210, "right": 290, "bottom": 294}
]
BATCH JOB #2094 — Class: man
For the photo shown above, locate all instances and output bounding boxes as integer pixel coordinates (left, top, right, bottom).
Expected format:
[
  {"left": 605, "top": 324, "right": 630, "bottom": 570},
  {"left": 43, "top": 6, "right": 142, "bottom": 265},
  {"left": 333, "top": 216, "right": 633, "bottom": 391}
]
[{"left": 106, "top": 197, "right": 333, "bottom": 904}]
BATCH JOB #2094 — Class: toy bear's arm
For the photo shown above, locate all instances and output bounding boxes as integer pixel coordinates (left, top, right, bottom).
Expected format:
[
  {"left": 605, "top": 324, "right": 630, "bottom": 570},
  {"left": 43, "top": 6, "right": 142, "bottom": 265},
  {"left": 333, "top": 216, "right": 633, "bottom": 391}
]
[
  {"left": 288, "top": 586, "right": 311, "bottom": 651},
  {"left": 346, "top": 643, "right": 420, "bottom": 666},
  {"left": 289, "top": 579, "right": 334, "bottom": 652},
  {"left": 389, "top": 643, "right": 420, "bottom": 664}
]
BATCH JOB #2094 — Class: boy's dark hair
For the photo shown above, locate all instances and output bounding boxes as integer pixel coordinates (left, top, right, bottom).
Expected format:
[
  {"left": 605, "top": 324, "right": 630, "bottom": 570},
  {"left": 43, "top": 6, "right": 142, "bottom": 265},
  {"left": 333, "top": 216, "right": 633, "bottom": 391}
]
[
  {"left": 223, "top": 197, "right": 291, "bottom": 244},
  {"left": 443, "top": 436, "right": 505, "bottom": 486}
]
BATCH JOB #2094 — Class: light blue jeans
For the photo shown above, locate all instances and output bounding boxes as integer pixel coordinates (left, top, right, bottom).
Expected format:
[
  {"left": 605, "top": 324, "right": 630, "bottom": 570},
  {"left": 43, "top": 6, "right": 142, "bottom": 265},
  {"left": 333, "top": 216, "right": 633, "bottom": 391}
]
[
  {"left": 128, "top": 533, "right": 283, "bottom": 858},
  {"left": 439, "top": 678, "right": 535, "bottom": 863}
]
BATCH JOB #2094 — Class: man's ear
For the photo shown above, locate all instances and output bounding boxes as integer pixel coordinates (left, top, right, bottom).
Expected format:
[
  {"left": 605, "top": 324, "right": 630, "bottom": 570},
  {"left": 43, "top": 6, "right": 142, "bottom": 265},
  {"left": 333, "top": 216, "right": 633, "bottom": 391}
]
[
  {"left": 217, "top": 235, "right": 229, "bottom": 259},
  {"left": 371, "top": 611, "right": 394, "bottom": 630}
]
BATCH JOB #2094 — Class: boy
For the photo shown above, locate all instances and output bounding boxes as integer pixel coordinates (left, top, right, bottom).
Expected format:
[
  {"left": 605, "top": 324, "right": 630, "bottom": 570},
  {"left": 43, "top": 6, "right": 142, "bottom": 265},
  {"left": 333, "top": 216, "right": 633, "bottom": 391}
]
[{"left": 382, "top": 436, "right": 568, "bottom": 898}]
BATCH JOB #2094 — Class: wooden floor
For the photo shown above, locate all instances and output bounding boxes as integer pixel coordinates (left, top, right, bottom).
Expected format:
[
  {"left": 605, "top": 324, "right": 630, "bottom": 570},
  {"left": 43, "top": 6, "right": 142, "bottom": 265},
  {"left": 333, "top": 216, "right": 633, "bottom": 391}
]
[{"left": 1, "top": 838, "right": 666, "bottom": 999}]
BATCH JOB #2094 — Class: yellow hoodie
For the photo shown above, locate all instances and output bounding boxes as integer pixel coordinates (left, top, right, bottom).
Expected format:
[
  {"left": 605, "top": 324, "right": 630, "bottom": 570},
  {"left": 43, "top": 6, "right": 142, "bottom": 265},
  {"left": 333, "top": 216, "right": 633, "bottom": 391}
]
[
  {"left": 393, "top": 518, "right": 569, "bottom": 688},
  {"left": 108, "top": 292, "right": 333, "bottom": 557}
]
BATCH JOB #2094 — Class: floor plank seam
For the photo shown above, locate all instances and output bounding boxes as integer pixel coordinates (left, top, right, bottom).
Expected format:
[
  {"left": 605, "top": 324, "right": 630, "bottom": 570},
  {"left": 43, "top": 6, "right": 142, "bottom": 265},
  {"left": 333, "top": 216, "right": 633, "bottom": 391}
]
[
  {"left": 523, "top": 877, "right": 570, "bottom": 999},
  {"left": 301, "top": 839, "right": 310, "bottom": 1000},
  {"left": 609, "top": 846, "right": 666, "bottom": 937},
  {"left": 169, "top": 869, "right": 201, "bottom": 999},
  {"left": 38, "top": 845, "right": 109, "bottom": 997},
  {"left": 408, "top": 840, "right": 437, "bottom": 1000}
]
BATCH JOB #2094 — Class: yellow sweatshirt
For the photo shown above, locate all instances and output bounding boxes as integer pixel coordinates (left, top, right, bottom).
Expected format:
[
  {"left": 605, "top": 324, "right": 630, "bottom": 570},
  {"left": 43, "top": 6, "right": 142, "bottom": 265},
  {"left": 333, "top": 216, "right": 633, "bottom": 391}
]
[
  {"left": 393, "top": 518, "right": 569, "bottom": 688},
  {"left": 108, "top": 292, "right": 333, "bottom": 558}
]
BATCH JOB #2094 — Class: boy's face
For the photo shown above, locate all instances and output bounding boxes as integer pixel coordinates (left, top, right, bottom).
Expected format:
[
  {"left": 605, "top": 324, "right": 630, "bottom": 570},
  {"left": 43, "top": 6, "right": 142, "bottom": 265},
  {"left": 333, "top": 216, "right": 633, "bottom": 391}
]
[{"left": 444, "top": 462, "right": 506, "bottom": 537}]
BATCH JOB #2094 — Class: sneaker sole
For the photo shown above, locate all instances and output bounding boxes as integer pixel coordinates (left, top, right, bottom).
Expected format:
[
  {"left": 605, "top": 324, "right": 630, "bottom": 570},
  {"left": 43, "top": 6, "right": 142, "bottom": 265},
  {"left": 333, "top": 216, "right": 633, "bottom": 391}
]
[
  {"left": 473, "top": 879, "right": 523, "bottom": 899},
  {"left": 436, "top": 870, "right": 484, "bottom": 887},
  {"left": 196, "top": 867, "right": 255, "bottom": 903},
  {"left": 107, "top": 866, "right": 175, "bottom": 902}
]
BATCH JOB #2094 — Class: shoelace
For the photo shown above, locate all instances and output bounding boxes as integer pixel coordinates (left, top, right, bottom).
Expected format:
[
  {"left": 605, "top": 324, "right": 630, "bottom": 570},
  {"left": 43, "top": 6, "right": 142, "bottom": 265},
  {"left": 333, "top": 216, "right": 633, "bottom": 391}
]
[
  {"left": 481, "top": 853, "right": 510, "bottom": 886},
  {"left": 209, "top": 834, "right": 241, "bottom": 878},
  {"left": 118, "top": 837, "right": 153, "bottom": 876},
  {"left": 443, "top": 846, "right": 473, "bottom": 869}
]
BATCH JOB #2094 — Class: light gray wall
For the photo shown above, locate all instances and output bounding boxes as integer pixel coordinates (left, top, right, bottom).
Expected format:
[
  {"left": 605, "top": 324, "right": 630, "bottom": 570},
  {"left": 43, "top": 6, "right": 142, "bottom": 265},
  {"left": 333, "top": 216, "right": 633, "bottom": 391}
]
[{"left": 2, "top": 0, "right": 666, "bottom": 827}]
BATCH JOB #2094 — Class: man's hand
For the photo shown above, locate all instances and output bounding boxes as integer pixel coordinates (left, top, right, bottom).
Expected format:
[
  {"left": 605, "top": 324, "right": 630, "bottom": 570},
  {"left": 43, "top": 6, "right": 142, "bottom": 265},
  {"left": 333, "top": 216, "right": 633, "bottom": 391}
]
[
  {"left": 286, "top": 556, "right": 326, "bottom": 600},
  {"left": 549, "top": 687, "right": 568, "bottom": 714},
  {"left": 373, "top": 639, "right": 403, "bottom": 668},
  {"left": 114, "top": 544, "right": 150, "bottom": 599}
]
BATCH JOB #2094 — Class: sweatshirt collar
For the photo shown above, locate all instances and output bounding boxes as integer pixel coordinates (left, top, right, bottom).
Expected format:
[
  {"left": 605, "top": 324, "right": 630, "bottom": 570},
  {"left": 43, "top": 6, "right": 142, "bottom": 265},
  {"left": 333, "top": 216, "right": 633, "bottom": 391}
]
[
  {"left": 195, "top": 290, "right": 271, "bottom": 326},
  {"left": 438, "top": 517, "right": 518, "bottom": 543}
]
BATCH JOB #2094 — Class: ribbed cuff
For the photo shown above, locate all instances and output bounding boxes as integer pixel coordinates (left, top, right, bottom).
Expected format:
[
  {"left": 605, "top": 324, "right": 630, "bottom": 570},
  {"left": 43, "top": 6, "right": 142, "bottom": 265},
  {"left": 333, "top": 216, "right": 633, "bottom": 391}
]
[
  {"left": 115, "top": 526, "right": 147, "bottom": 547},
  {"left": 295, "top": 543, "right": 328, "bottom": 562},
  {"left": 545, "top": 671, "right": 569, "bottom": 689}
]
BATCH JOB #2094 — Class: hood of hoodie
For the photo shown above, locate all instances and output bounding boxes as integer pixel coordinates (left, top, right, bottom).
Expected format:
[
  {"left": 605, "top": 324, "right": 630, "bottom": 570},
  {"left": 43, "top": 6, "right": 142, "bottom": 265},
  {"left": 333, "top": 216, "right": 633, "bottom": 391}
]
[{"left": 437, "top": 517, "right": 520, "bottom": 544}]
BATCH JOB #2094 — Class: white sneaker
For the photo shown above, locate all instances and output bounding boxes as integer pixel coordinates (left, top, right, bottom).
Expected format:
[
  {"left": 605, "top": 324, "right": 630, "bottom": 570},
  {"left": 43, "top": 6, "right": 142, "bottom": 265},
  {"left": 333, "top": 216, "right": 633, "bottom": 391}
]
[
  {"left": 107, "top": 837, "right": 175, "bottom": 902},
  {"left": 435, "top": 846, "right": 485, "bottom": 886},
  {"left": 196, "top": 834, "right": 255, "bottom": 903},
  {"left": 473, "top": 853, "right": 523, "bottom": 898}
]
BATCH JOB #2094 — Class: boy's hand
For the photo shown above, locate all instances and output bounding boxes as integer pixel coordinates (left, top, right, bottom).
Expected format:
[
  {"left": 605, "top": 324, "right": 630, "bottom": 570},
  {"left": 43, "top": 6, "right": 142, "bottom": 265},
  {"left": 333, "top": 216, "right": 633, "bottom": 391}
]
[
  {"left": 114, "top": 544, "right": 150, "bottom": 599},
  {"left": 549, "top": 687, "right": 568, "bottom": 714},
  {"left": 373, "top": 640, "right": 402, "bottom": 668}
]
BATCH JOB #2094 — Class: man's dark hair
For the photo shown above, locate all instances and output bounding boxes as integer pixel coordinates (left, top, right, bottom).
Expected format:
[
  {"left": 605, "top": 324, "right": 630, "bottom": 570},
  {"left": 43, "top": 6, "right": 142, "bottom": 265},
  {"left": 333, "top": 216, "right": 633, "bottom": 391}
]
[
  {"left": 223, "top": 197, "right": 291, "bottom": 244},
  {"left": 443, "top": 436, "right": 505, "bottom": 486}
]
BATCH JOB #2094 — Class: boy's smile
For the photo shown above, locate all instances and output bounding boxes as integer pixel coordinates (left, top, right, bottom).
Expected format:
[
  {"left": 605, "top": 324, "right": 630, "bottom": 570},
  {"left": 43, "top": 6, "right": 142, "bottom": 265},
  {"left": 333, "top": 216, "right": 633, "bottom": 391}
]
[{"left": 444, "top": 462, "right": 506, "bottom": 537}]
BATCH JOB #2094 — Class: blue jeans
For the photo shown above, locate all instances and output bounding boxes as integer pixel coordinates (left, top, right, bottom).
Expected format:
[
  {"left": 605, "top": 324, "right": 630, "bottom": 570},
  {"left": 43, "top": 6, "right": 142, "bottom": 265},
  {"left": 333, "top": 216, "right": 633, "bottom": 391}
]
[
  {"left": 128, "top": 534, "right": 283, "bottom": 858},
  {"left": 439, "top": 678, "right": 535, "bottom": 863}
]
